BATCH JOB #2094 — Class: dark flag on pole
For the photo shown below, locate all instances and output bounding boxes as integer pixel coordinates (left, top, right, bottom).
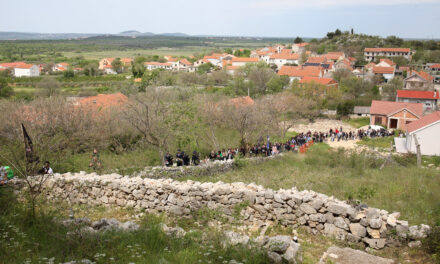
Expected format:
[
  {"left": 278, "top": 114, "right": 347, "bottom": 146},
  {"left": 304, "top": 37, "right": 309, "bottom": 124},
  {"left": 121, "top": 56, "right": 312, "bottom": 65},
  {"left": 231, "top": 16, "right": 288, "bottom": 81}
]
[{"left": 22, "top": 123, "right": 39, "bottom": 164}]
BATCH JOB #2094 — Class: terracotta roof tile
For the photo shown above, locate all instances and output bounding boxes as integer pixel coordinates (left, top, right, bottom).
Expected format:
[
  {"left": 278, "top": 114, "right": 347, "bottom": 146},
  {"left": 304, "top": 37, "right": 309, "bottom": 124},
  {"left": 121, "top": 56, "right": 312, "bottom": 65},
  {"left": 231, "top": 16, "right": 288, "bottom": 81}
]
[
  {"left": 370, "top": 100, "right": 423, "bottom": 117},
  {"left": 231, "top": 57, "right": 259, "bottom": 63},
  {"left": 269, "top": 53, "right": 300, "bottom": 60},
  {"left": 307, "top": 56, "right": 327, "bottom": 64},
  {"left": 299, "top": 77, "right": 337, "bottom": 85},
  {"left": 373, "top": 66, "right": 395, "bottom": 74},
  {"left": 397, "top": 90, "right": 439, "bottom": 99},
  {"left": 365, "top": 48, "right": 411, "bottom": 53},
  {"left": 407, "top": 70, "right": 434, "bottom": 81},
  {"left": 278, "top": 66, "right": 321, "bottom": 78},
  {"left": 406, "top": 111, "right": 440, "bottom": 133},
  {"left": 379, "top": 58, "right": 396, "bottom": 67}
]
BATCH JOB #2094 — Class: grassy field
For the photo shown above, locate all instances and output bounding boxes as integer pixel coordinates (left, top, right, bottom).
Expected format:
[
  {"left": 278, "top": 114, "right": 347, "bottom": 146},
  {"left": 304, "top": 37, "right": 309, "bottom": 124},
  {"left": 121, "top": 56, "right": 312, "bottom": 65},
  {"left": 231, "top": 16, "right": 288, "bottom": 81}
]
[
  {"left": 344, "top": 117, "right": 370, "bottom": 128},
  {"left": 357, "top": 136, "right": 395, "bottom": 150},
  {"left": 0, "top": 188, "right": 269, "bottom": 264},
  {"left": 180, "top": 144, "right": 440, "bottom": 226},
  {"left": 62, "top": 47, "right": 210, "bottom": 60}
]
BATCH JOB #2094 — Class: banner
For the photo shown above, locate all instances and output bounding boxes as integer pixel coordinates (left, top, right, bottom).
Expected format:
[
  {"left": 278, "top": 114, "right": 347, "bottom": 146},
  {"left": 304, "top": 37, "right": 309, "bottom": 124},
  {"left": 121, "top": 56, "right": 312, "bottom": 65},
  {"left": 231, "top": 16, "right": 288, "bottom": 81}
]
[{"left": 22, "top": 124, "right": 39, "bottom": 164}]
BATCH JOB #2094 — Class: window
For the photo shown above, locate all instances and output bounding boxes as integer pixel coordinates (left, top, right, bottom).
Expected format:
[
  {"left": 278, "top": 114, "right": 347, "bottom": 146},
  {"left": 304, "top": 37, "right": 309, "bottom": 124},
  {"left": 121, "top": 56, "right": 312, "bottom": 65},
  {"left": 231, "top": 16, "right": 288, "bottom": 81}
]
[{"left": 374, "top": 117, "right": 382, "bottom": 125}]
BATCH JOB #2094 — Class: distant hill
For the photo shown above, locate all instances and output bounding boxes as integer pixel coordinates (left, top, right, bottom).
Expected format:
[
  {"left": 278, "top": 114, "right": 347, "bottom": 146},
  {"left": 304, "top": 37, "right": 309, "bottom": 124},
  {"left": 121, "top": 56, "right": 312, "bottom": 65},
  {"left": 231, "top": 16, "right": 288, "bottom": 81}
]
[
  {"left": 0, "top": 31, "right": 101, "bottom": 40},
  {"left": 160, "top": 32, "right": 189, "bottom": 37},
  {"left": 0, "top": 31, "right": 190, "bottom": 40}
]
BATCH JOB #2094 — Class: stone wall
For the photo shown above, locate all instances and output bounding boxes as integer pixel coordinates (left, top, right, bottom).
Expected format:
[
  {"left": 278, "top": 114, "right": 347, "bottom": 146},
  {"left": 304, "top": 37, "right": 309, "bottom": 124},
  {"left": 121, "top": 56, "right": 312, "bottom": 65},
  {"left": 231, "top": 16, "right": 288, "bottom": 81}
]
[{"left": 17, "top": 171, "right": 429, "bottom": 249}]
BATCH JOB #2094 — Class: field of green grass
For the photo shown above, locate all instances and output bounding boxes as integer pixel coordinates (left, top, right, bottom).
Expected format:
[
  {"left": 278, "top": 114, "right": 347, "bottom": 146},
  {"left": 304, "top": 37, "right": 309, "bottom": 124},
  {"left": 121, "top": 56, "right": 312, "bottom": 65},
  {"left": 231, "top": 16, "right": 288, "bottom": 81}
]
[
  {"left": 0, "top": 188, "right": 269, "bottom": 264},
  {"left": 180, "top": 144, "right": 440, "bottom": 226},
  {"left": 344, "top": 117, "right": 370, "bottom": 128},
  {"left": 62, "top": 47, "right": 209, "bottom": 60},
  {"left": 357, "top": 136, "right": 395, "bottom": 150}
]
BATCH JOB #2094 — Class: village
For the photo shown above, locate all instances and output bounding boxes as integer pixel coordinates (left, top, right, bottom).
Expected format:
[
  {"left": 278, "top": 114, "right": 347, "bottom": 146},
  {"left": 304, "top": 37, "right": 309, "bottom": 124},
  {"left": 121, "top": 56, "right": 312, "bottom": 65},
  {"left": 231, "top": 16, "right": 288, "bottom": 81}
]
[
  {"left": 1, "top": 39, "right": 439, "bottom": 157},
  {"left": 1, "top": 0, "right": 440, "bottom": 260}
]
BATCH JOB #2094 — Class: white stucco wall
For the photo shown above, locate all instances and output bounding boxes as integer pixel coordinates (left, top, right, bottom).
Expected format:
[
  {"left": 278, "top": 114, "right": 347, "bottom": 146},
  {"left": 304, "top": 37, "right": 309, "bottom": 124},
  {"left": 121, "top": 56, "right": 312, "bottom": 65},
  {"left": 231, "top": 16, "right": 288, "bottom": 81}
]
[
  {"left": 14, "top": 66, "right": 40, "bottom": 77},
  {"left": 406, "top": 121, "right": 440, "bottom": 156}
]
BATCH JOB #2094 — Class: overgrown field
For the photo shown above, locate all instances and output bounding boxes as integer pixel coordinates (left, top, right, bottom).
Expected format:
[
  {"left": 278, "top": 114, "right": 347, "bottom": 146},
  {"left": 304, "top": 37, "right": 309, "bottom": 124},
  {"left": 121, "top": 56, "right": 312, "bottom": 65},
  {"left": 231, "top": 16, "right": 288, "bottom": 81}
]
[
  {"left": 0, "top": 188, "right": 269, "bottom": 264},
  {"left": 180, "top": 144, "right": 440, "bottom": 226}
]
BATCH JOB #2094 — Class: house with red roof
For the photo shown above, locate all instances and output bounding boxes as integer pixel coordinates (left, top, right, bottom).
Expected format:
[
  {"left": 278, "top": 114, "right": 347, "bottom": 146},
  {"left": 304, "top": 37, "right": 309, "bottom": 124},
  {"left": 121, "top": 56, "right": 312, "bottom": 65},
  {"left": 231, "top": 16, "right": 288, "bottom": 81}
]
[
  {"left": 376, "top": 59, "right": 396, "bottom": 68},
  {"left": 231, "top": 57, "right": 259, "bottom": 67},
  {"left": 369, "top": 100, "right": 423, "bottom": 130},
  {"left": 0, "top": 62, "right": 40, "bottom": 77},
  {"left": 177, "top": 59, "right": 195, "bottom": 72},
  {"left": 403, "top": 70, "right": 434, "bottom": 91},
  {"left": 121, "top": 58, "right": 133, "bottom": 66},
  {"left": 278, "top": 66, "right": 322, "bottom": 82},
  {"left": 299, "top": 77, "right": 338, "bottom": 89},
  {"left": 269, "top": 53, "right": 300, "bottom": 68},
  {"left": 98, "top": 58, "right": 115, "bottom": 70},
  {"left": 396, "top": 90, "right": 439, "bottom": 111},
  {"left": 292, "top": 43, "right": 309, "bottom": 54},
  {"left": 364, "top": 48, "right": 412, "bottom": 62},
  {"left": 334, "top": 58, "right": 353, "bottom": 71},
  {"left": 324, "top": 52, "right": 345, "bottom": 62},
  {"left": 372, "top": 66, "right": 395, "bottom": 81},
  {"left": 306, "top": 56, "right": 328, "bottom": 64},
  {"left": 52, "top": 62, "right": 69, "bottom": 72},
  {"left": 403, "top": 111, "right": 440, "bottom": 156},
  {"left": 143, "top": 61, "right": 173, "bottom": 71}
]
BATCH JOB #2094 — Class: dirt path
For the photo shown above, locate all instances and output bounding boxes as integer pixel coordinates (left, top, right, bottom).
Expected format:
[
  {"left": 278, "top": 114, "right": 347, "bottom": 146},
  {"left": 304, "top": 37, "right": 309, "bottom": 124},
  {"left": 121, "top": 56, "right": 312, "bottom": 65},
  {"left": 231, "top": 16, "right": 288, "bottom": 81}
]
[
  {"left": 326, "top": 139, "right": 360, "bottom": 150},
  {"left": 288, "top": 119, "right": 356, "bottom": 134}
]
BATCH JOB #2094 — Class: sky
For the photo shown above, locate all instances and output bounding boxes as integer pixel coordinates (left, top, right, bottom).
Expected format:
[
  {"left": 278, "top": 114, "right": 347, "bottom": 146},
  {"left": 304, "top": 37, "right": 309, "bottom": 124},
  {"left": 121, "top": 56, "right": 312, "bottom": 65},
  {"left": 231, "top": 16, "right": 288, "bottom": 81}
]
[{"left": 2, "top": 0, "right": 440, "bottom": 38}]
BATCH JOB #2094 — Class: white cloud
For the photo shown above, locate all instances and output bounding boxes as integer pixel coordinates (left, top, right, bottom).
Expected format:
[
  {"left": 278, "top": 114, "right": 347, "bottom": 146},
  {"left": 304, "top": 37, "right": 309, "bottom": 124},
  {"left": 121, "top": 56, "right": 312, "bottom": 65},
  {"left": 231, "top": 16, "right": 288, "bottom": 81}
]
[{"left": 250, "top": 0, "right": 440, "bottom": 10}]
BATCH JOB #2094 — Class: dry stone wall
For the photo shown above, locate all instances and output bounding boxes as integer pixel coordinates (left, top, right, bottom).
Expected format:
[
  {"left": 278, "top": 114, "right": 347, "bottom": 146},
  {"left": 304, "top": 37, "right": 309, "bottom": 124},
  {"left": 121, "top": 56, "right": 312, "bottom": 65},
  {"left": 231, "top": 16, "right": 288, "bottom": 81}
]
[{"left": 16, "top": 171, "right": 429, "bottom": 249}]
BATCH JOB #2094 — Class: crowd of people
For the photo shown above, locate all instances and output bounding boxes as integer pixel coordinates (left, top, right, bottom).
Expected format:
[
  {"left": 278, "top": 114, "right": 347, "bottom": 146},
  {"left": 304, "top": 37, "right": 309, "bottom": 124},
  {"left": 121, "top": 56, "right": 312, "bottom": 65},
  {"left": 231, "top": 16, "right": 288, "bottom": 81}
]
[{"left": 163, "top": 126, "right": 394, "bottom": 167}]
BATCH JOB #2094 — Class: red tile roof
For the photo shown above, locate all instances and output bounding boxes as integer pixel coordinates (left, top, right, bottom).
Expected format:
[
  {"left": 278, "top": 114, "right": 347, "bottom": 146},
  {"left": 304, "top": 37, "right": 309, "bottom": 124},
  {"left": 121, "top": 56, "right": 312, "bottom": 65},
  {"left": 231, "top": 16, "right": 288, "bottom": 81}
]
[
  {"left": 278, "top": 66, "right": 321, "bottom": 78},
  {"left": 365, "top": 62, "right": 376, "bottom": 69},
  {"left": 295, "top": 43, "right": 309, "bottom": 47},
  {"left": 165, "top": 56, "right": 177, "bottom": 62},
  {"left": 373, "top": 66, "right": 395, "bottom": 74},
  {"left": 144, "top": 62, "right": 173, "bottom": 67},
  {"left": 370, "top": 100, "right": 423, "bottom": 117},
  {"left": 307, "top": 56, "right": 327, "bottom": 64},
  {"left": 365, "top": 48, "right": 411, "bottom": 53},
  {"left": 269, "top": 53, "right": 300, "bottom": 60},
  {"left": 379, "top": 58, "right": 396, "bottom": 67},
  {"left": 121, "top": 58, "right": 133, "bottom": 64},
  {"left": 0, "top": 62, "right": 35, "bottom": 69},
  {"left": 299, "top": 77, "right": 337, "bottom": 85},
  {"left": 179, "top": 59, "right": 193, "bottom": 66},
  {"left": 430, "top": 64, "right": 440, "bottom": 69},
  {"left": 406, "top": 111, "right": 440, "bottom": 133},
  {"left": 231, "top": 57, "right": 259, "bottom": 63},
  {"left": 407, "top": 70, "right": 434, "bottom": 81},
  {"left": 325, "top": 52, "right": 344, "bottom": 60},
  {"left": 77, "top": 93, "right": 128, "bottom": 109},
  {"left": 397, "top": 90, "right": 439, "bottom": 99}
]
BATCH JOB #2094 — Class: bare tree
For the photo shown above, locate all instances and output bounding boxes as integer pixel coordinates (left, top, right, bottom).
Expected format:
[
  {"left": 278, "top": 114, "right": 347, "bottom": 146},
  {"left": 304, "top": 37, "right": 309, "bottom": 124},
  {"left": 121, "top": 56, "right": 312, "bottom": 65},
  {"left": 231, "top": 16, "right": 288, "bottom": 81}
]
[{"left": 260, "top": 92, "right": 318, "bottom": 139}]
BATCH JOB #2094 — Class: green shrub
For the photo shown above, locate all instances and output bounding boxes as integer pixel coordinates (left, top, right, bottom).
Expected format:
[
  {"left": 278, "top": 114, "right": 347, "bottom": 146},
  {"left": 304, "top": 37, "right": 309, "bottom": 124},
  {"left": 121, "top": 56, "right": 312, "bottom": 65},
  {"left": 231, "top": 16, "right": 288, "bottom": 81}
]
[{"left": 424, "top": 225, "right": 440, "bottom": 263}]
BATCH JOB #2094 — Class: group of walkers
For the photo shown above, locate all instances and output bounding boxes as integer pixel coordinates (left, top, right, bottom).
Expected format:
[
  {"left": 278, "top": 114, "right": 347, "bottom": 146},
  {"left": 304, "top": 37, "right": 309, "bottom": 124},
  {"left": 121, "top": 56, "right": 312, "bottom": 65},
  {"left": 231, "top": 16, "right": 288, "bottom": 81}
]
[
  {"left": 163, "top": 126, "right": 394, "bottom": 167},
  {"left": 164, "top": 150, "right": 200, "bottom": 167}
]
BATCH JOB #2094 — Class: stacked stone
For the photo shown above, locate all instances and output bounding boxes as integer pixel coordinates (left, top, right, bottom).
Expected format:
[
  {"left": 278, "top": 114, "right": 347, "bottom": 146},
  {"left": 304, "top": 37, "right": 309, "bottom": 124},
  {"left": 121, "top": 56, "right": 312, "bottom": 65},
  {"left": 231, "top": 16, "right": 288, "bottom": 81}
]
[{"left": 18, "top": 172, "right": 429, "bottom": 249}]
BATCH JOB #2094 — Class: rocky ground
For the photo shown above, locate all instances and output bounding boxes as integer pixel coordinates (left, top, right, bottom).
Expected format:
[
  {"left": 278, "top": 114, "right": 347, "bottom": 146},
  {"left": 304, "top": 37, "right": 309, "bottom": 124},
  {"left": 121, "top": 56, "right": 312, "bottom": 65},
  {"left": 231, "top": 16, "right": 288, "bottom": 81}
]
[{"left": 289, "top": 119, "right": 357, "bottom": 134}]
